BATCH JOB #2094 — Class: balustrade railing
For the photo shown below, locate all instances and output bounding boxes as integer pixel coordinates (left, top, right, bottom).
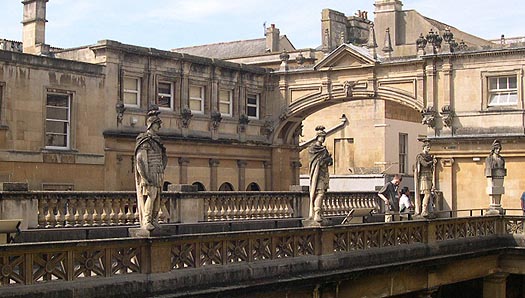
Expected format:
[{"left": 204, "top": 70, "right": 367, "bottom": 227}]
[
  {"left": 32, "top": 192, "right": 169, "bottom": 228},
  {"left": 198, "top": 192, "right": 300, "bottom": 221},
  {"left": 323, "top": 192, "right": 380, "bottom": 217},
  {"left": 0, "top": 215, "right": 517, "bottom": 289}
]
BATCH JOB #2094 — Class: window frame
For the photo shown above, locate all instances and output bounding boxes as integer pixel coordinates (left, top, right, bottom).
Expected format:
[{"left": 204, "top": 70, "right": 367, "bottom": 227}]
[
  {"left": 481, "top": 69, "right": 522, "bottom": 111},
  {"left": 123, "top": 76, "right": 141, "bottom": 108},
  {"left": 219, "top": 89, "right": 233, "bottom": 117},
  {"left": 157, "top": 81, "right": 174, "bottom": 110},
  {"left": 189, "top": 84, "right": 205, "bottom": 114},
  {"left": 398, "top": 133, "right": 408, "bottom": 174},
  {"left": 487, "top": 76, "right": 518, "bottom": 107},
  {"left": 45, "top": 91, "right": 72, "bottom": 150},
  {"left": 246, "top": 93, "right": 260, "bottom": 119}
]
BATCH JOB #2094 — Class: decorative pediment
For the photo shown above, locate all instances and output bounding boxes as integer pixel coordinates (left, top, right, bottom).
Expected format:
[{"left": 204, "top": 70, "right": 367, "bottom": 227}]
[{"left": 314, "top": 44, "right": 377, "bottom": 71}]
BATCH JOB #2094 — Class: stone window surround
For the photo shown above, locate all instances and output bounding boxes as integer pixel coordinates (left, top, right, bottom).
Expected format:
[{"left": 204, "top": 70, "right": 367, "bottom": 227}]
[
  {"left": 122, "top": 75, "right": 141, "bottom": 108},
  {"left": 481, "top": 69, "right": 523, "bottom": 111},
  {"left": 44, "top": 88, "right": 74, "bottom": 150},
  {"left": 189, "top": 84, "right": 205, "bottom": 114},
  {"left": 157, "top": 80, "right": 174, "bottom": 111},
  {"left": 218, "top": 88, "right": 233, "bottom": 117},
  {"left": 246, "top": 92, "right": 260, "bottom": 119}
]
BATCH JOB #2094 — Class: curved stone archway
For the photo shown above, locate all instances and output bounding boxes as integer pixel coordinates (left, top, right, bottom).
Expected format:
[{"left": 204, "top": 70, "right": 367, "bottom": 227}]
[{"left": 273, "top": 85, "right": 424, "bottom": 145}]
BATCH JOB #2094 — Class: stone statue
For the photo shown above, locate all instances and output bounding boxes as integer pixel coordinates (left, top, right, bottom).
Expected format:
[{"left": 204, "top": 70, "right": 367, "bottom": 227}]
[
  {"left": 307, "top": 125, "right": 333, "bottom": 223},
  {"left": 485, "top": 139, "right": 506, "bottom": 214},
  {"left": 134, "top": 106, "right": 168, "bottom": 230},
  {"left": 414, "top": 140, "right": 437, "bottom": 217}
]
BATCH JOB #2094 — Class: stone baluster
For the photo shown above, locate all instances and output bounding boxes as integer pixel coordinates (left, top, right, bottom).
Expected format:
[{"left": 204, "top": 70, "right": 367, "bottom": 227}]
[
  {"left": 37, "top": 196, "right": 46, "bottom": 228},
  {"left": 75, "top": 198, "right": 84, "bottom": 227},
  {"left": 54, "top": 197, "right": 64, "bottom": 228},
  {"left": 260, "top": 196, "right": 267, "bottom": 219},
  {"left": 117, "top": 198, "right": 125, "bottom": 225},
  {"left": 267, "top": 197, "right": 275, "bottom": 218},
  {"left": 133, "top": 201, "right": 140, "bottom": 225},
  {"left": 204, "top": 198, "right": 211, "bottom": 221},
  {"left": 125, "top": 198, "right": 134, "bottom": 225},
  {"left": 286, "top": 197, "right": 293, "bottom": 218},
  {"left": 225, "top": 197, "right": 232, "bottom": 220},
  {"left": 92, "top": 197, "right": 102, "bottom": 226},
  {"left": 234, "top": 196, "right": 242, "bottom": 220},
  {"left": 64, "top": 197, "right": 74, "bottom": 227},
  {"left": 83, "top": 197, "right": 92, "bottom": 226},
  {"left": 250, "top": 197, "right": 258, "bottom": 219},
  {"left": 256, "top": 196, "right": 263, "bottom": 219},
  {"left": 109, "top": 197, "right": 117, "bottom": 225}
]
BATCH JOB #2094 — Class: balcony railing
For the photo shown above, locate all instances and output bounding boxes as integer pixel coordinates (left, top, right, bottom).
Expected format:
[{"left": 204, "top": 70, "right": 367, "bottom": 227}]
[
  {"left": 0, "top": 215, "right": 519, "bottom": 289},
  {"left": 0, "top": 190, "right": 380, "bottom": 229}
]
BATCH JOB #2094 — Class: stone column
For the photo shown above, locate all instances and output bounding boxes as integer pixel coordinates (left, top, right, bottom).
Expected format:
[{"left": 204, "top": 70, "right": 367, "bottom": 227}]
[
  {"left": 291, "top": 161, "right": 302, "bottom": 186},
  {"left": 263, "top": 161, "right": 272, "bottom": 191},
  {"left": 209, "top": 159, "right": 220, "bottom": 191},
  {"left": 237, "top": 160, "right": 247, "bottom": 191},
  {"left": 483, "top": 273, "right": 508, "bottom": 298},
  {"left": 178, "top": 157, "right": 190, "bottom": 184}
]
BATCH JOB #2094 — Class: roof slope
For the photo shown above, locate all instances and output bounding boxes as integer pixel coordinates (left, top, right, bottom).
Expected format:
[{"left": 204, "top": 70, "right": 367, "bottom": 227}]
[{"left": 172, "top": 36, "right": 295, "bottom": 59}]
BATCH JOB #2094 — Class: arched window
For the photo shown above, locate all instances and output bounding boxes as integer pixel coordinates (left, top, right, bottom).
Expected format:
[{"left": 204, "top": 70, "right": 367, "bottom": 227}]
[
  {"left": 218, "top": 182, "right": 234, "bottom": 191},
  {"left": 246, "top": 182, "right": 260, "bottom": 191},
  {"left": 192, "top": 182, "right": 206, "bottom": 191}
]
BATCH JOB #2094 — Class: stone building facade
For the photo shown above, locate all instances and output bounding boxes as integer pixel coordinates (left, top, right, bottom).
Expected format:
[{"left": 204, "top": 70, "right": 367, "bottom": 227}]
[
  {"left": 1, "top": 0, "right": 525, "bottom": 213},
  {"left": 0, "top": 0, "right": 299, "bottom": 191}
]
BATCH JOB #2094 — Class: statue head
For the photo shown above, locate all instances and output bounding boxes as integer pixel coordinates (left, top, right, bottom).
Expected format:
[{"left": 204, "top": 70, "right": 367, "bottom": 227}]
[
  {"left": 146, "top": 105, "right": 162, "bottom": 132},
  {"left": 422, "top": 140, "right": 431, "bottom": 154},
  {"left": 491, "top": 139, "right": 502, "bottom": 154},
  {"left": 315, "top": 125, "right": 327, "bottom": 143}
]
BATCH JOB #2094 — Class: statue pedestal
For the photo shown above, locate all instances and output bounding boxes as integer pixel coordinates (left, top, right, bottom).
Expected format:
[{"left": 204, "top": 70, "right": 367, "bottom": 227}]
[
  {"left": 486, "top": 177, "right": 505, "bottom": 216},
  {"left": 128, "top": 227, "right": 173, "bottom": 238},
  {"left": 302, "top": 218, "right": 330, "bottom": 227}
]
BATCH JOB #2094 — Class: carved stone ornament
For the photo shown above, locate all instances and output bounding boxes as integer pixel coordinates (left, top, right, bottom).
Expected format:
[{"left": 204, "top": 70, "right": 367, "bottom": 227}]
[
  {"left": 343, "top": 80, "right": 357, "bottom": 98},
  {"left": 210, "top": 110, "right": 222, "bottom": 130},
  {"left": 180, "top": 106, "right": 193, "bottom": 128},
  {"left": 296, "top": 53, "right": 305, "bottom": 65},
  {"left": 238, "top": 114, "right": 250, "bottom": 133},
  {"left": 421, "top": 106, "right": 437, "bottom": 128},
  {"left": 440, "top": 105, "right": 454, "bottom": 128},
  {"left": 262, "top": 119, "right": 274, "bottom": 137},
  {"left": 115, "top": 101, "right": 126, "bottom": 127}
]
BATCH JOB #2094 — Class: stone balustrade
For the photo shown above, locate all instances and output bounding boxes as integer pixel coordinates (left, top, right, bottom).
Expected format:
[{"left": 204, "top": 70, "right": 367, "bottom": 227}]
[
  {"left": 0, "top": 215, "right": 519, "bottom": 296},
  {"left": 323, "top": 192, "right": 381, "bottom": 217},
  {"left": 0, "top": 189, "right": 380, "bottom": 229}
]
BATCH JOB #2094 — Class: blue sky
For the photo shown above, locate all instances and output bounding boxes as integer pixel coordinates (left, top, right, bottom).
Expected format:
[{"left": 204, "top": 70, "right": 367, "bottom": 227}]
[{"left": 1, "top": 0, "right": 524, "bottom": 50}]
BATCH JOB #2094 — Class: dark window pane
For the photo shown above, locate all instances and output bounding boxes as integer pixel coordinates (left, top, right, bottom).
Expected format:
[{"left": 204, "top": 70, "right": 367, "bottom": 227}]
[
  {"left": 47, "top": 94, "right": 69, "bottom": 107},
  {"left": 247, "top": 106, "right": 257, "bottom": 117},
  {"left": 47, "top": 107, "right": 68, "bottom": 120},
  {"left": 45, "top": 133, "right": 67, "bottom": 147},
  {"left": 158, "top": 82, "right": 171, "bottom": 94},
  {"left": 46, "top": 120, "right": 68, "bottom": 134},
  {"left": 509, "top": 76, "right": 517, "bottom": 89}
]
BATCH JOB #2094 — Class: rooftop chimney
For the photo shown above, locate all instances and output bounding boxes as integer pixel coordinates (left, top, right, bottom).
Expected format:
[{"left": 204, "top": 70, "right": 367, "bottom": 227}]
[
  {"left": 22, "top": 0, "right": 48, "bottom": 55},
  {"left": 265, "top": 24, "right": 280, "bottom": 52}
]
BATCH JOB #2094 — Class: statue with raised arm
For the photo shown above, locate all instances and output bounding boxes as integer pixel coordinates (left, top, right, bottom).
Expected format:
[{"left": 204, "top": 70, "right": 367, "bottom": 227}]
[
  {"left": 135, "top": 106, "right": 168, "bottom": 230},
  {"left": 485, "top": 139, "right": 506, "bottom": 214},
  {"left": 414, "top": 140, "right": 437, "bottom": 217},
  {"left": 307, "top": 125, "right": 333, "bottom": 223}
]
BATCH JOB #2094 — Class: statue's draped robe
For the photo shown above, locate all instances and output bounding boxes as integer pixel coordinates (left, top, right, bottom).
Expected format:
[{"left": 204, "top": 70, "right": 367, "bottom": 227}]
[
  {"left": 308, "top": 143, "right": 331, "bottom": 203},
  {"left": 134, "top": 131, "right": 167, "bottom": 225}
]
